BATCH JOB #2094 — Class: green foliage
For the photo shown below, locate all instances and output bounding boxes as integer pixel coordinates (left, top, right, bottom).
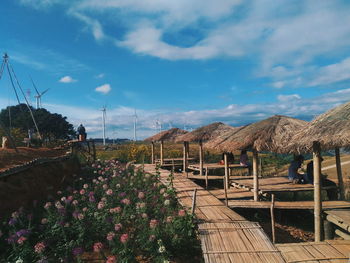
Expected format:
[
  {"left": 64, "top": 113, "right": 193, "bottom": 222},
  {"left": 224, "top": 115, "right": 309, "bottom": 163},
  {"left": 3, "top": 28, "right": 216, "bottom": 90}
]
[{"left": 0, "top": 104, "right": 76, "bottom": 143}]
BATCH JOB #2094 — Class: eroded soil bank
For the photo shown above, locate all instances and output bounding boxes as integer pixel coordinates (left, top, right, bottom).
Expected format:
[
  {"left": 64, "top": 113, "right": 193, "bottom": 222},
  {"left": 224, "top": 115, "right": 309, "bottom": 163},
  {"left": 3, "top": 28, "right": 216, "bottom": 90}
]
[{"left": 0, "top": 155, "right": 80, "bottom": 216}]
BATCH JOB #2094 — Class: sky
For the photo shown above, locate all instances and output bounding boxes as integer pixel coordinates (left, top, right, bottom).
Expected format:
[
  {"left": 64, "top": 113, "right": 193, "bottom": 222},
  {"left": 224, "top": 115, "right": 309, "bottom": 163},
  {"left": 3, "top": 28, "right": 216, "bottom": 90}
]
[{"left": 1, "top": 0, "right": 350, "bottom": 139}]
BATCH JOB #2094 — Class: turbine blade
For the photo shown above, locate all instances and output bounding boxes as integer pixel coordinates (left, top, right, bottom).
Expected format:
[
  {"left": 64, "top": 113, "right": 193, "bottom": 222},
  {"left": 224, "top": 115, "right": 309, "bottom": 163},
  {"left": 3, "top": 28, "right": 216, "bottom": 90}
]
[
  {"left": 30, "top": 76, "right": 40, "bottom": 95},
  {"left": 40, "top": 88, "right": 50, "bottom": 96}
]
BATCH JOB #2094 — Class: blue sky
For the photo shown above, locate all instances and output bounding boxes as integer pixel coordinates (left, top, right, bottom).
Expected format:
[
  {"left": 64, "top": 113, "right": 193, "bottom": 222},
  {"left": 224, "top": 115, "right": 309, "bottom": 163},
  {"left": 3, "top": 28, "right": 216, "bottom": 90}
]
[{"left": 1, "top": 0, "right": 350, "bottom": 139}]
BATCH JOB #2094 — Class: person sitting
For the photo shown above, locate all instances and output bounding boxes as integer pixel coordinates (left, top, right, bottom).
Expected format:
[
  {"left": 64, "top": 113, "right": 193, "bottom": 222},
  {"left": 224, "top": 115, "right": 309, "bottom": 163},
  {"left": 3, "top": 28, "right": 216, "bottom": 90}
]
[
  {"left": 77, "top": 124, "right": 87, "bottom": 141},
  {"left": 288, "top": 155, "right": 305, "bottom": 183},
  {"left": 305, "top": 158, "right": 338, "bottom": 200},
  {"left": 240, "top": 150, "right": 250, "bottom": 167}
]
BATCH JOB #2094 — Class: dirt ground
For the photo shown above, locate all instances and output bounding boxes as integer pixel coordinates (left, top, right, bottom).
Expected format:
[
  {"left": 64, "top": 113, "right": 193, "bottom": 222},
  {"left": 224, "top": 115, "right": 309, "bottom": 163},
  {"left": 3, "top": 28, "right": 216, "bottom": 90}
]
[{"left": 0, "top": 147, "right": 68, "bottom": 172}]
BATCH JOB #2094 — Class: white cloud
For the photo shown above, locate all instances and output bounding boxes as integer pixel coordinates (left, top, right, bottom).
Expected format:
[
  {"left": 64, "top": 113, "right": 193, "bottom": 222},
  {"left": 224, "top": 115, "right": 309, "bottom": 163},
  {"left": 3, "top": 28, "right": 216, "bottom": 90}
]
[
  {"left": 39, "top": 88, "right": 350, "bottom": 139},
  {"left": 272, "top": 81, "right": 285, "bottom": 89},
  {"left": 95, "top": 83, "right": 111, "bottom": 94},
  {"left": 309, "top": 57, "right": 350, "bottom": 86},
  {"left": 95, "top": 73, "right": 105, "bottom": 79},
  {"left": 277, "top": 94, "right": 301, "bottom": 102},
  {"left": 59, "top": 76, "right": 77, "bottom": 83}
]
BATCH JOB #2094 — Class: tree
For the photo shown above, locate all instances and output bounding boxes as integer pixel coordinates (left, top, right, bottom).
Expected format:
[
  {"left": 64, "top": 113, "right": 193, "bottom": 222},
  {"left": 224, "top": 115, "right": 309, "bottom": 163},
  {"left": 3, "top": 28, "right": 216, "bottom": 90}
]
[{"left": 0, "top": 104, "right": 76, "bottom": 141}]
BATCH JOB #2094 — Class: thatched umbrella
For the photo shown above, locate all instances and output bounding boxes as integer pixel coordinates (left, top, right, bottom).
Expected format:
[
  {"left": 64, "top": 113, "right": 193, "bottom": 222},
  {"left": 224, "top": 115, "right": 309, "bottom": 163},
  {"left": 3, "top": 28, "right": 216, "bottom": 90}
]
[
  {"left": 287, "top": 101, "right": 350, "bottom": 241},
  {"left": 175, "top": 122, "right": 239, "bottom": 177},
  {"left": 206, "top": 115, "right": 308, "bottom": 202},
  {"left": 208, "top": 115, "right": 307, "bottom": 153},
  {"left": 144, "top": 128, "right": 188, "bottom": 164}
]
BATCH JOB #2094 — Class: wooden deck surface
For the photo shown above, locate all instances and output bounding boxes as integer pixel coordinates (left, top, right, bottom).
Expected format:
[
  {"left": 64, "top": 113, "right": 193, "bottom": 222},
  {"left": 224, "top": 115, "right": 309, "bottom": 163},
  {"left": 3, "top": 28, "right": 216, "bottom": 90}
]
[
  {"left": 209, "top": 188, "right": 254, "bottom": 200},
  {"left": 277, "top": 240, "right": 350, "bottom": 262},
  {"left": 141, "top": 164, "right": 285, "bottom": 263},
  {"left": 188, "top": 163, "right": 248, "bottom": 170},
  {"left": 231, "top": 176, "right": 336, "bottom": 193},
  {"left": 325, "top": 210, "right": 350, "bottom": 233},
  {"left": 227, "top": 200, "right": 350, "bottom": 210}
]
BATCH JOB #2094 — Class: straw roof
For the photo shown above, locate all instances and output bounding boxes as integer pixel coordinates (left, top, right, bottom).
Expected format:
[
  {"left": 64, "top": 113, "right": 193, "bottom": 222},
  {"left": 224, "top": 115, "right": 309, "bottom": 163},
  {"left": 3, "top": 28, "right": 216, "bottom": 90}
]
[
  {"left": 287, "top": 101, "right": 350, "bottom": 153},
  {"left": 175, "top": 122, "right": 238, "bottom": 143},
  {"left": 206, "top": 115, "right": 307, "bottom": 153},
  {"left": 144, "top": 128, "right": 188, "bottom": 142}
]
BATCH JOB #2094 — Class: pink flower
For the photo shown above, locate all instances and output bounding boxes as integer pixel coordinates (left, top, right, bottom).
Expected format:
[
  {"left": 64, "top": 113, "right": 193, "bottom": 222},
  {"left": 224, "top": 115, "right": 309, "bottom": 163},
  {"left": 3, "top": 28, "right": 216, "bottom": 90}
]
[
  {"left": 103, "top": 184, "right": 108, "bottom": 190},
  {"left": 138, "top": 192, "right": 145, "bottom": 199},
  {"left": 106, "top": 232, "right": 115, "bottom": 241},
  {"left": 106, "top": 189, "right": 113, "bottom": 196},
  {"left": 93, "top": 242, "right": 103, "bottom": 253},
  {"left": 72, "top": 200, "right": 78, "bottom": 206},
  {"left": 17, "top": 236, "right": 27, "bottom": 245},
  {"left": 83, "top": 184, "right": 89, "bottom": 189},
  {"left": 78, "top": 213, "right": 84, "bottom": 220},
  {"left": 149, "top": 219, "right": 158, "bottom": 229},
  {"left": 80, "top": 189, "right": 86, "bottom": 195},
  {"left": 97, "top": 201, "right": 105, "bottom": 209},
  {"left": 44, "top": 202, "right": 51, "bottom": 209},
  {"left": 41, "top": 218, "right": 48, "bottom": 224},
  {"left": 34, "top": 242, "right": 45, "bottom": 253},
  {"left": 82, "top": 207, "right": 88, "bottom": 212},
  {"left": 178, "top": 209, "right": 186, "bottom": 217},
  {"left": 121, "top": 198, "right": 130, "bottom": 205},
  {"left": 114, "top": 223, "right": 122, "bottom": 231},
  {"left": 141, "top": 213, "right": 148, "bottom": 219},
  {"left": 160, "top": 188, "right": 165, "bottom": 194},
  {"left": 166, "top": 216, "right": 173, "bottom": 223},
  {"left": 67, "top": 195, "right": 74, "bottom": 201},
  {"left": 149, "top": 235, "right": 156, "bottom": 242},
  {"left": 106, "top": 255, "right": 117, "bottom": 263},
  {"left": 120, "top": 233, "right": 128, "bottom": 244},
  {"left": 109, "top": 207, "right": 122, "bottom": 214}
]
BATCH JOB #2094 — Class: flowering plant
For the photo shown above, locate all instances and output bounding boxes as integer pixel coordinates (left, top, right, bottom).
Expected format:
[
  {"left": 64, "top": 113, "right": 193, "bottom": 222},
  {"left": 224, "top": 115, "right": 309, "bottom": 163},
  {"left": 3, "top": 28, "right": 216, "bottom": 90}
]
[{"left": 0, "top": 159, "right": 201, "bottom": 262}]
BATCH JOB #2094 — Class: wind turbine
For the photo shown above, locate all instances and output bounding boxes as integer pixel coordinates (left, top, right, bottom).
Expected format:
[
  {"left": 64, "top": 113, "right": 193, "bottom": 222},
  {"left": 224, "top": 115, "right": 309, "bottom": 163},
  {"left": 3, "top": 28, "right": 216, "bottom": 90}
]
[
  {"left": 101, "top": 106, "right": 107, "bottom": 146},
  {"left": 30, "top": 77, "right": 49, "bottom": 108},
  {"left": 133, "top": 109, "right": 138, "bottom": 141}
]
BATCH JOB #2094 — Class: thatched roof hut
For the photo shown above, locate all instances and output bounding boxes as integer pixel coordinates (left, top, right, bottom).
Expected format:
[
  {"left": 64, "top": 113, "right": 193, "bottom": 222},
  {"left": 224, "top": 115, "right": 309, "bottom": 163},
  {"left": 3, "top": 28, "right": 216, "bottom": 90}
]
[
  {"left": 175, "top": 122, "right": 238, "bottom": 143},
  {"left": 144, "top": 128, "right": 188, "bottom": 142},
  {"left": 288, "top": 101, "right": 350, "bottom": 153},
  {"left": 206, "top": 115, "right": 307, "bottom": 153}
]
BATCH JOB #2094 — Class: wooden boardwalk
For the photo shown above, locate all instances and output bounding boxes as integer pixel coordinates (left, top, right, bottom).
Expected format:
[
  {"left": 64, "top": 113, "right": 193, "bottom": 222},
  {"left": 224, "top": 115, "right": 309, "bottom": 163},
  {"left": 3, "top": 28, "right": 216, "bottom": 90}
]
[
  {"left": 277, "top": 240, "right": 350, "bottom": 262},
  {"left": 227, "top": 200, "right": 350, "bottom": 210},
  {"left": 139, "top": 164, "right": 350, "bottom": 262},
  {"left": 141, "top": 164, "right": 285, "bottom": 263},
  {"left": 231, "top": 176, "right": 337, "bottom": 193}
]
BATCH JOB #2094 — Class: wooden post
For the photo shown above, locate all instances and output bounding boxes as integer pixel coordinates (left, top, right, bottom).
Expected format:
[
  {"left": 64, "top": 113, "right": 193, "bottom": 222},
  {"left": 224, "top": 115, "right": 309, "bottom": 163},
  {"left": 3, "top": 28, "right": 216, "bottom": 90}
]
[
  {"left": 199, "top": 141, "right": 204, "bottom": 176},
  {"left": 151, "top": 141, "right": 155, "bottom": 164},
  {"left": 205, "top": 166, "right": 208, "bottom": 189},
  {"left": 160, "top": 141, "right": 164, "bottom": 165},
  {"left": 224, "top": 153, "right": 228, "bottom": 206},
  {"left": 313, "top": 141, "right": 323, "bottom": 242},
  {"left": 253, "top": 149, "right": 259, "bottom": 201},
  {"left": 335, "top": 147, "right": 345, "bottom": 200},
  {"left": 270, "top": 194, "right": 276, "bottom": 243},
  {"left": 183, "top": 142, "right": 188, "bottom": 176},
  {"left": 191, "top": 188, "right": 197, "bottom": 214},
  {"left": 92, "top": 140, "right": 96, "bottom": 161},
  {"left": 186, "top": 141, "right": 190, "bottom": 159}
]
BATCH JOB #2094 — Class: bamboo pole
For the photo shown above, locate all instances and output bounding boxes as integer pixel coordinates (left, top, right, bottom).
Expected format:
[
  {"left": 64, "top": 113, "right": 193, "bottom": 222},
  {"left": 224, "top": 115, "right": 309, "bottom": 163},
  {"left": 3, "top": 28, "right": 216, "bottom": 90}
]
[
  {"left": 151, "top": 141, "right": 155, "bottom": 164},
  {"left": 253, "top": 149, "right": 259, "bottom": 201},
  {"left": 186, "top": 141, "right": 190, "bottom": 159},
  {"left": 183, "top": 142, "right": 188, "bottom": 176},
  {"left": 335, "top": 147, "right": 345, "bottom": 200},
  {"left": 270, "top": 194, "right": 276, "bottom": 243},
  {"left": 160, "top": 140, "right": 164, "bottom": 165},
  {"left": 199, "top": 141, "right": 203, "bottom": 176},
  {"left": 313, "top": 141, "right": 322, "bottom": 242},
  {"left": 205, "top": 166, "right": 209, "bottom": 189},
  {"left": 191, "top": 188, "right": 197, "bottom": 214},
  {"left": 224, "top": 153, "right": 228, "bottom": 206}
]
